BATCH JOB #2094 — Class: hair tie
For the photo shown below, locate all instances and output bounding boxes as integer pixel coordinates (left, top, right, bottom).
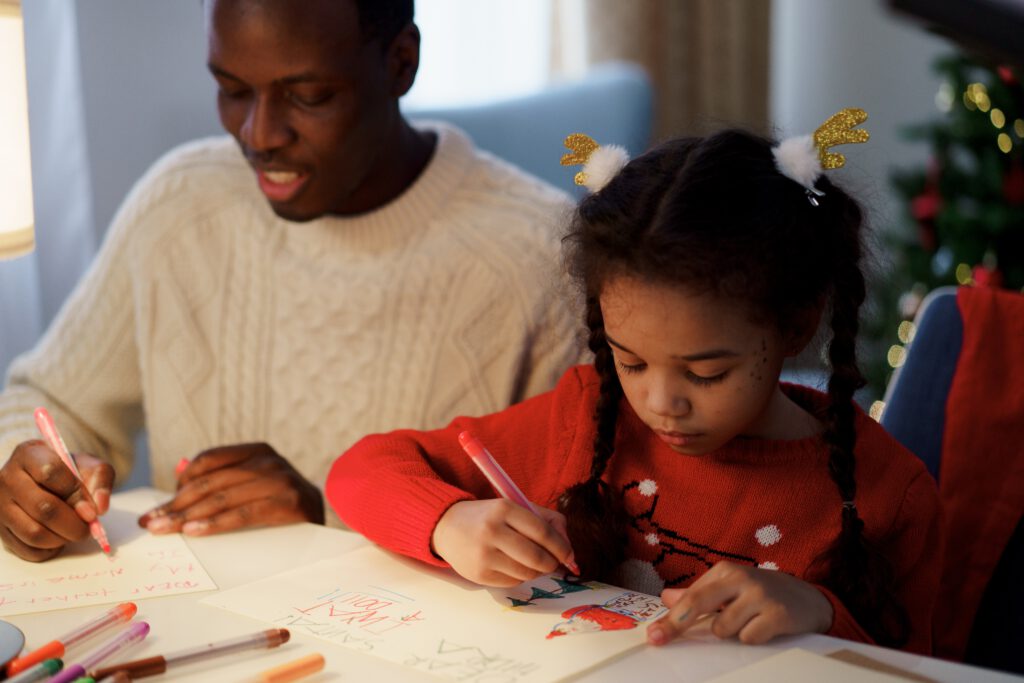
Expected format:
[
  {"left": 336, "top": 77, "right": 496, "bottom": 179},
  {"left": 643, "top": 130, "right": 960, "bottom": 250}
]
[
  {"left": 560, "top": 133, "right": 630, "bottom": 193},
  {"left": 772, "top": 108, "right": 870, "bottom": 206}
]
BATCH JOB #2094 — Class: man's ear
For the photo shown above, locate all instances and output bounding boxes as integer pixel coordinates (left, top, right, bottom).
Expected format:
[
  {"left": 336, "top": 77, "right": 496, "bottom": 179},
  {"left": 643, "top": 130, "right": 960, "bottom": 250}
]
[
  {"left": 387, "top": 23, "right": 420, "bottom": 98},
  {"left": 784, "top": 303, "right": 824, "bottom": 357}
]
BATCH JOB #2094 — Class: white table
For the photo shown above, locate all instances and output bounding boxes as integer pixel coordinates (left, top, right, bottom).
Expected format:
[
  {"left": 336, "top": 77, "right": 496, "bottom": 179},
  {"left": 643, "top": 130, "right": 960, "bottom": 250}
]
[{"left": 4, "top": 489, "right": 1018, "bottom": 682}]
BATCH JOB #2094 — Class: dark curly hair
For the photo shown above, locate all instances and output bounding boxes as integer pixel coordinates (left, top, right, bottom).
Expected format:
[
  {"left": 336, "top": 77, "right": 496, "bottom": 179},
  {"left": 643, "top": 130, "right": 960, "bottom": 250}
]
[{"left": 557, "top": 129, "right": 909, "bottom": 647}]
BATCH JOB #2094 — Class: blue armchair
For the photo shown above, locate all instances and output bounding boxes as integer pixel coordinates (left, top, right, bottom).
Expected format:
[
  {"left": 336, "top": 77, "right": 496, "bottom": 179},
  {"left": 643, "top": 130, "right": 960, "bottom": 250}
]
[
  {"left": 881, "top": 286, "right": 1023, "bottom": 674},
  {"left": 406, "top": 62, "right": 654, "bottom": 192}
]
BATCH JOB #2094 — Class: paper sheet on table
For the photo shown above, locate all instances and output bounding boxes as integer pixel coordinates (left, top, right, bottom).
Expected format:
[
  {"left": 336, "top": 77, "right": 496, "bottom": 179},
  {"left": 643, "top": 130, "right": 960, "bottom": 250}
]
[
  {"left": 704, "top": 648, "right": 915, "bottom": 683},
  {"left": 203, "top": 544, "right": 666, "bottom": 683},
  {"left": 0, "top": 489, "right": 216, "bottom": 616}
]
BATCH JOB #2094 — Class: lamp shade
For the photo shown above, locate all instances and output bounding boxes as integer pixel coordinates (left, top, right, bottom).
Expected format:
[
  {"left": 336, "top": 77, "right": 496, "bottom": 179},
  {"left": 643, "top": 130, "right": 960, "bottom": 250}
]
[{"left": 0, "top": 0, "right": 34, "bottom": 260}]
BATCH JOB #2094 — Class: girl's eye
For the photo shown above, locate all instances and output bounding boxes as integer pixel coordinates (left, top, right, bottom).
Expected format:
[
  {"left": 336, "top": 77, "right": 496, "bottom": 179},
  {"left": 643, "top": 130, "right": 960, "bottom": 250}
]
[
  {"left": 616, "top": 360, "right": 646, "bottom": 375},
  {"left": 687, "top": 371, "right": 727, "bottom": 386}
]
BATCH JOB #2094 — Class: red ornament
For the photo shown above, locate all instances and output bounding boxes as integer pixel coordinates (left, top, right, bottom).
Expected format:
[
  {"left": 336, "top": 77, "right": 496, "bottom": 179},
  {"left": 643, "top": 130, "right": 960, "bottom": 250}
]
[
  {"left": 911, "top": 185, "right": 942, "bottom": 251},
  {"left": 1004, "top": 161, "right": 1024, "bottom": 206},
  {"left": 972, "top": 265, "right": 1004, "bottom": 288},
  {"left": 997, "top": 65, "right": 1018, "bottom": 85}
]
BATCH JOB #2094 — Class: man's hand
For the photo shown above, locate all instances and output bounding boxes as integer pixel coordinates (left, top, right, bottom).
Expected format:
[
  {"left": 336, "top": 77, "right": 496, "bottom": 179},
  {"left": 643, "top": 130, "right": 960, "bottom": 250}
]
[
  {"left": 138, "top": 443, "right": 324, "bottom": 536},
  {"left": 0, "top": 440, "right": 113, "bottom": 561}
]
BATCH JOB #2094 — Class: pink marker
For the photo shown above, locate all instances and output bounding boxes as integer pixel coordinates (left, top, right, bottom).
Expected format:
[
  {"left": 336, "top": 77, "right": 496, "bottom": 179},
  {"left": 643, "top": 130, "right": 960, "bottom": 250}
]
[
  {"left": 175, "top": 457, "right": 190, "bottom": 478},
  {"left": 33, "top": 407, "right": 112, "bottom": 555},
  {"left": 457, "top": 431, "right": 579, "bottom": 575},
  {"left": 49, "top": 622, "right": 150, "bottom": 683}
]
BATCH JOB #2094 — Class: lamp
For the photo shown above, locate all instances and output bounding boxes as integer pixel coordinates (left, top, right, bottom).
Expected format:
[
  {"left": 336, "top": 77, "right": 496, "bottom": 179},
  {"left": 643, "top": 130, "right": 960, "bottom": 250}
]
[{"left": 0, "top": 0, "right": 34, "bottom": 260}]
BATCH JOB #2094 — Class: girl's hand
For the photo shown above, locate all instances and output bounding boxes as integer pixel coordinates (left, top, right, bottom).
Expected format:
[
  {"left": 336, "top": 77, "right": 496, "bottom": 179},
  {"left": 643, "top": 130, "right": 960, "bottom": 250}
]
[
  {"left": 431, "top": 499, "right": 574, "bottom": 587},
  {"left": 646, "top": 561, "right": 833, "bottom": 646}
]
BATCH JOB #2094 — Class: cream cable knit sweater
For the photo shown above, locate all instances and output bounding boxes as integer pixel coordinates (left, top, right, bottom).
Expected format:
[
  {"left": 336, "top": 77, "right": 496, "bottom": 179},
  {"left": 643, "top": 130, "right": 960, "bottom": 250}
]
[{"left": 0, "top": 123, "right": 583, "bottom": 522}]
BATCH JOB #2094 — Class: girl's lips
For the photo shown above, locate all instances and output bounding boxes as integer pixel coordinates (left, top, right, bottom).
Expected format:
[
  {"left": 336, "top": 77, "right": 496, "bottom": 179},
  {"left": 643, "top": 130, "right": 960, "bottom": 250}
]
[
  {"left": 256, "top": 169, "right": 309, "bottom": 202},
  {"left": 655, "top": 430, "right": 699, "bottom": 447}
]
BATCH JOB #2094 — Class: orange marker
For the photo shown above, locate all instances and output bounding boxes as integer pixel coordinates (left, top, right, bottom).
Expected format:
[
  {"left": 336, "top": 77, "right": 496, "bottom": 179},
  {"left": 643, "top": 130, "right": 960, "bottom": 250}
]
[
  {"left": 33, "top": 407, "right": 112, "bottom": 555},
  {"left": 258, "top": 653, "right": 324, "bottom": 683},
  {"left": 5, "top": 603, "right": 136, "bottom": 677}
]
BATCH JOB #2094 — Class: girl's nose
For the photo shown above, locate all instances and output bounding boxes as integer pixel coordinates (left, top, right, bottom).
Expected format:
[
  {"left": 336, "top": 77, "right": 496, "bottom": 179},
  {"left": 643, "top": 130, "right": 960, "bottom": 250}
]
[{"left": 647, "top": 380, "right": 690, "bottom": 418}]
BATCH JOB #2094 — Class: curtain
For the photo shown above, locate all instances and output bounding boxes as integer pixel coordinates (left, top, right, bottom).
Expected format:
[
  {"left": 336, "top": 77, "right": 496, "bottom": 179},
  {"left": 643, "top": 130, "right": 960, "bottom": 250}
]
[
  {"left": 0, "top": 0, "right": 97, "bottom": 374},
  {"left": 556, "top": 0, "right": 772, "bottom": 140}
]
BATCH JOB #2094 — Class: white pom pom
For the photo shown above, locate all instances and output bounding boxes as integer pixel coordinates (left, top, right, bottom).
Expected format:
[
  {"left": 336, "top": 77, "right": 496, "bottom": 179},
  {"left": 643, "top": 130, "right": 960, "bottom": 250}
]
[
  {"left": 582, "top": 144, "right": 630, "bottom": 192},
  {"left": 772, "top": 134, "right": 821, "bottom": 191}
]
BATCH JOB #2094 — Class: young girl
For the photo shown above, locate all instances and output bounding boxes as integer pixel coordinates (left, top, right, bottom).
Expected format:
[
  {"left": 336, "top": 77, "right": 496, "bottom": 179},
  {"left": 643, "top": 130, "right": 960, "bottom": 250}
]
[{"left": 327, "top": 113, "right": 942, "bottom": 654}]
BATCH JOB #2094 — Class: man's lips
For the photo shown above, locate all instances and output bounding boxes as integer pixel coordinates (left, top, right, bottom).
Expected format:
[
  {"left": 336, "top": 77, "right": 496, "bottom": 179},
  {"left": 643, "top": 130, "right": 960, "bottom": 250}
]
[{"left": 255, "top": 168, "right": 310, "bottom": 202}]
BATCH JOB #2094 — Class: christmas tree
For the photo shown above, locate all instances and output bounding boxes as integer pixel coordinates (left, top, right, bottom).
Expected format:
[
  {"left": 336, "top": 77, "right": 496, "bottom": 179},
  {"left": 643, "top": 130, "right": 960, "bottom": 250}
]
[{"left": 864, "top": 54, "right": 1024, "bottom": 415}]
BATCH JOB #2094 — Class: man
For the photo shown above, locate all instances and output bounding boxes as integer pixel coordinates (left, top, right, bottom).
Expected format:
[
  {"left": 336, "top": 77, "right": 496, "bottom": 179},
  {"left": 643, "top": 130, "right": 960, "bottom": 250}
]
[{"left": 0, "top": 0, "right": 580, "bottom": 561}]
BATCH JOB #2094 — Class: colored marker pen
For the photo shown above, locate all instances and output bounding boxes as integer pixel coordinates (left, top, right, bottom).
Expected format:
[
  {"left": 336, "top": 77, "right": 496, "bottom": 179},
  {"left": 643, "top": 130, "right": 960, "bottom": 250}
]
[
  {"left": 258, "top": 653, "right": 325, "bottom": 683},
  {"left": 5, "top": 603, "right": 136, "bottom": 677},
  {"left": 50, "top": 622, "right": 150, "bottom": 683},
  {"left": 458, "top": 431, "right": 580, "bottom": 575},
  {"left": 4, "top": 658, "right": 62, "bottom": 683},
  {"left": 33, "top": 407, "right": 112, "bottom": 555},
  {"left": 90, "top": 629, "right": 290, "bottom": 680}
]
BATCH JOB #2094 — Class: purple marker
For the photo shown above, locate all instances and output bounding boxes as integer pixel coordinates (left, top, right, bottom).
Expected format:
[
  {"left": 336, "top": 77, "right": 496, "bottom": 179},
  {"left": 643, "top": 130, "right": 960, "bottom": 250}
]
[{"left": 49, "top": 622, "right": 149, "bottom": 683}]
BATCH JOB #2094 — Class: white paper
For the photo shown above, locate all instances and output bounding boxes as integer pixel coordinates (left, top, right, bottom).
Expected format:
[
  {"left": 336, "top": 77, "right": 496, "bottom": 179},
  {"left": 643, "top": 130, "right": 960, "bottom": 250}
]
[
  {"left": 0, "top": 489, "right": 216, "bottom": 616},
  {"left": 704, "top": 648, "right": 912, "bottom": 683},
  {"left": 203, "top": 545, "right": 667, "bottom": 683}
]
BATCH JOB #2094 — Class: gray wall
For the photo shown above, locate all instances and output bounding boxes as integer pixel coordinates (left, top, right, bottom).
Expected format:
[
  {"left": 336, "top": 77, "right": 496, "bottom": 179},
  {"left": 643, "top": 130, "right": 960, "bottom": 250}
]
[
  {"left": 73, "top": 1, "right": 222, "bottom": 241},
  {"left": 771, "top": 0, "right": 955, "bottom": 237}
]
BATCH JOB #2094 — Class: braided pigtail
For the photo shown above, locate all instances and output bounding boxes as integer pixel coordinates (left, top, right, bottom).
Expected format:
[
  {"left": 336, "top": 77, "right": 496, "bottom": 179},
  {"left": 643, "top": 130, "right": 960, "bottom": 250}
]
[
  {"left": 557, "top": 296, "right": 628, "bottom": 580},
  {"left": 813, "top": 201, "right": 910, "bottom": 648}
]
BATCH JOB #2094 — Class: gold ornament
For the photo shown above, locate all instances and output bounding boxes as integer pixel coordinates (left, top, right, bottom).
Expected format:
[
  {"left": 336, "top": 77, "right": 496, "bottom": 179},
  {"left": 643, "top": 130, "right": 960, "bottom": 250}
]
[
  {"left": 561, "top": 133, "right": 600, "bottom": 186},
  {"left": 813, "top": 108, "right": 870, "bottom": 170}
]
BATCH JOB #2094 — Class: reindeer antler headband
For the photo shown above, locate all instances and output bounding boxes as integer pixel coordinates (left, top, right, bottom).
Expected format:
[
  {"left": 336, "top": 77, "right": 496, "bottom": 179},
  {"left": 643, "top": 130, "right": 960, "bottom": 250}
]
[
  {"left": 772, "top": 107, "right": 870, "bottom": 205},
  {"left": 561, "top": 108, "right": 870, "bottom": 203}
]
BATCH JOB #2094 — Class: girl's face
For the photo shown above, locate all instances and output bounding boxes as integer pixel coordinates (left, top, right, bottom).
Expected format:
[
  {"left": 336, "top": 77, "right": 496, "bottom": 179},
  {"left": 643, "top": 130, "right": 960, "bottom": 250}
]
[{"left": 600, "top": 276, "right": 803, "bottom": 455}]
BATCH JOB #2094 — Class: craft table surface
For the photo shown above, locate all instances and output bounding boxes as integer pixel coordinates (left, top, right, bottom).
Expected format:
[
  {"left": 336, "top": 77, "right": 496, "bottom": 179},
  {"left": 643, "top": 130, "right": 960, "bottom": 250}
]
[{"left": 4, "top": 489, "right": 1017, "bottom": 682}]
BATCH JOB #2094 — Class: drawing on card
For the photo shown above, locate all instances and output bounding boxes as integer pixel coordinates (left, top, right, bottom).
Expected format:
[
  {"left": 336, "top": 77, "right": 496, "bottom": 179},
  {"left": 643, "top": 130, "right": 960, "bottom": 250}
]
[
  {"left": 204, "top": 544, "right": 666, "bottom": 683},
  {"left": 0, "top": 489, "right": 216, "bottom": 617}
]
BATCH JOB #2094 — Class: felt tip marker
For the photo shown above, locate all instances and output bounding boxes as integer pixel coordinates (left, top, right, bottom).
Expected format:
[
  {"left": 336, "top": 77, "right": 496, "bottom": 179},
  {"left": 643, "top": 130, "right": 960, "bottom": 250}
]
[
  {"left": 49, "top": 622, "right": 150, "bottom": 683},
  {"left": 33, "top": 407, "right": 112, "bottom": 555},
  {"left": 174, "top": 457, "right": 189, "bottom": 478},
  {"left": 457, "top": 431, "right": 580, "bottom": 575},
  {"left": 90, "top": 629, "right": 290, "bottom": 680},
  {"left": 5, "top": 603, "right": 136, "bottom": 677},
  {"left": 258, "top": 653, "right": 325, "bottom": 683},
  {"left": 4, "top": 658, "right": 63, "bottom": 683}
]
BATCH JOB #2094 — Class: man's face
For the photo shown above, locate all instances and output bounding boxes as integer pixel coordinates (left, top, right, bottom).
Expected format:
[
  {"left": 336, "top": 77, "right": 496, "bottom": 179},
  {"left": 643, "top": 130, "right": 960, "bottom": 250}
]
[{"left": 206, "top": 0, "right": 400, "bottom": 221}]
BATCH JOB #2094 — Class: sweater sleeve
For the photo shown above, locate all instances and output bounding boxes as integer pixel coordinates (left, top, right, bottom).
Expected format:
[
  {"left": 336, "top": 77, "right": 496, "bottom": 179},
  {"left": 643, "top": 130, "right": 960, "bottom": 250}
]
[
  {"left": 823, "top": 468, "right": 943, "bottom": 655},
  {"left": 327, "top": 366, "right": 595, "bottom": 566},
  {"left": 0, "top": 166, "right": 154, "bottom": 482}
]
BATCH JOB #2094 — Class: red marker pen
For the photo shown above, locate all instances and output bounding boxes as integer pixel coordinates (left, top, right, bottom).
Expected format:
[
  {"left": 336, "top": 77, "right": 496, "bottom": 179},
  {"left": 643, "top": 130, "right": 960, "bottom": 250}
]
[{"left": 458, "top": 431, "right": 579, "bottom": 575}]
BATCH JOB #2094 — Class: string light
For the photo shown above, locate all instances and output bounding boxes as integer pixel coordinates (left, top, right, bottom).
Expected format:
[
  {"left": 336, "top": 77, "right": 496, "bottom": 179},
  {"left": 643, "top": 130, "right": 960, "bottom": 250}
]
[
  {"left": 955, "top": 263, "right": 973, "bottom": 285},
  {"left": 997, "top": 133, "right": 1012, "bottom": 153},
  {"left": 897, "top": 321, "right": 916, "bottom": 344},
  {"left": 887, "top": 345, "right": 907, "bottom": 368},
  {"left": 869, "top": 401, "right": 885, "bottom": 422},
  {"left": 991, "top": 108, "right": 1006, "bottom": 128}
]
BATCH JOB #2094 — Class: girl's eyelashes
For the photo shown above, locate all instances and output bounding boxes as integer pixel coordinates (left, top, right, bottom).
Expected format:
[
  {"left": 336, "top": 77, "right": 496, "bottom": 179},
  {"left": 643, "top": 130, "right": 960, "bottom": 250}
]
[
  {"left": 616, "top": 360, "right": 646, "bottom": 375},
  {"left": 687, "top": 371, "right": 728, "bottom": 386},
  {"left": 614, "top": 358, "right": 728, "bottom": 386}
]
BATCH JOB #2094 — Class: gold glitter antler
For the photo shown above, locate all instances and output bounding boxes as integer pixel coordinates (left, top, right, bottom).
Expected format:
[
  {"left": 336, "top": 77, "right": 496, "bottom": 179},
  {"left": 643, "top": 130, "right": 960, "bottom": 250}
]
[
  {"left": 561, "top": 133, "right": 600, "bottom": 186},
  {"left": 813, "top": 108, "right": 870, "bottom": 170}
]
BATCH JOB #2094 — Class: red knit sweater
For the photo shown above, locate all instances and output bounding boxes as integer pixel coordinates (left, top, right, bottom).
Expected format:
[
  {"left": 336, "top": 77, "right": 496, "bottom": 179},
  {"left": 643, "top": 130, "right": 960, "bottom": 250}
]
[{"left": 327, "top": 365, "right": 942, "bottom": 654}]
